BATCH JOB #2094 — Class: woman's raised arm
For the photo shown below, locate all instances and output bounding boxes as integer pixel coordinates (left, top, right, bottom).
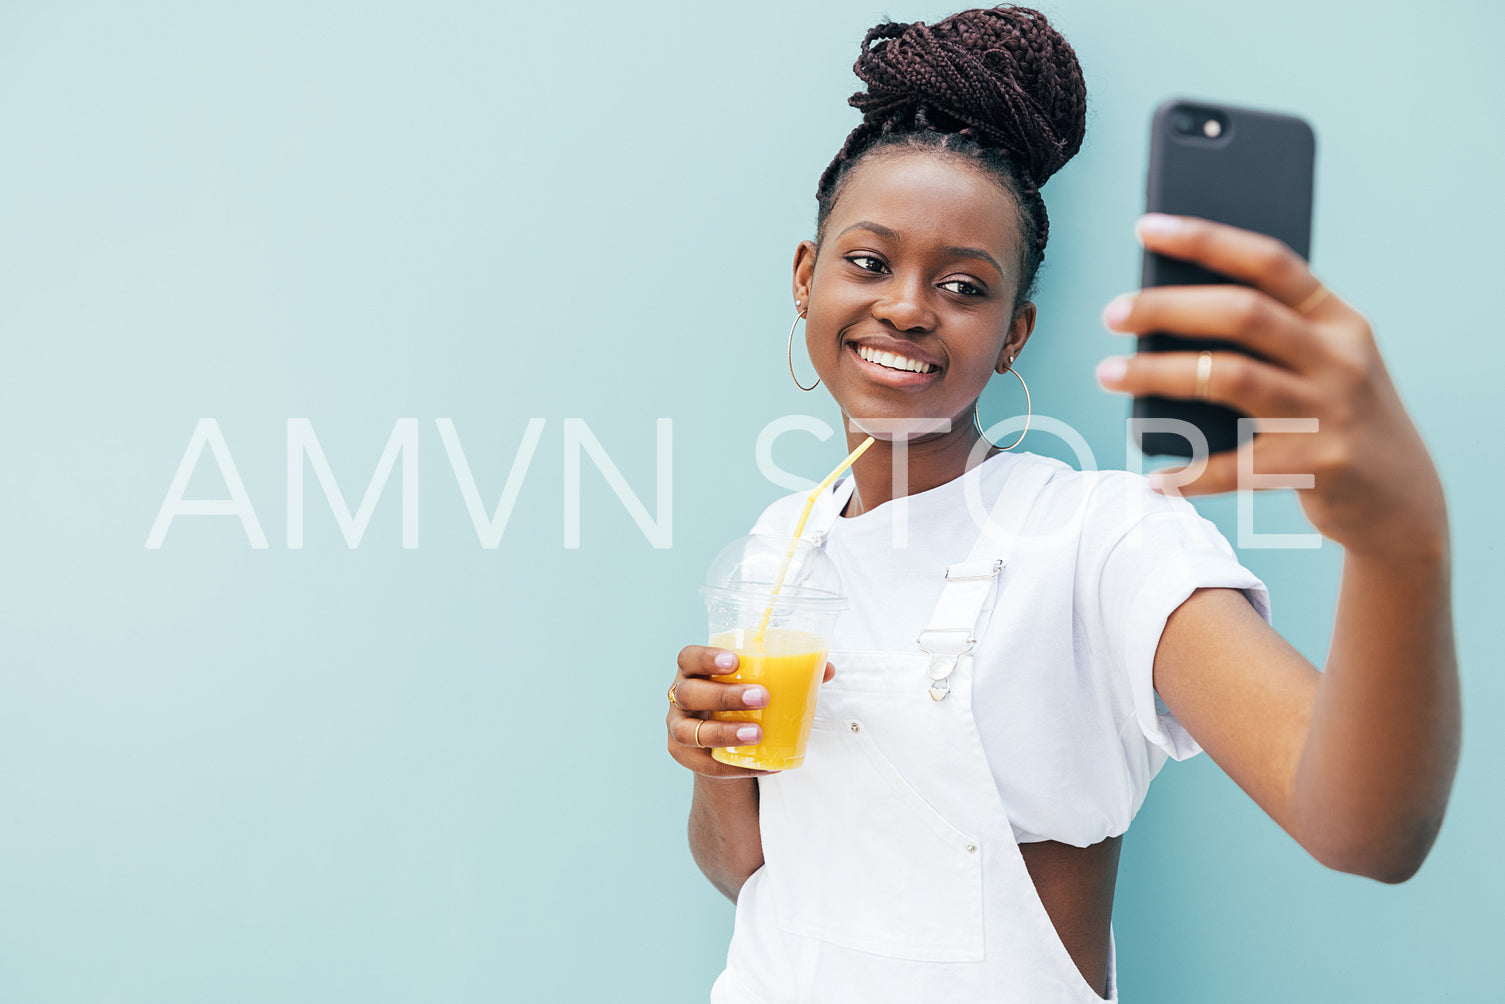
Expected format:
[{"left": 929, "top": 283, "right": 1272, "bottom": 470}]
[{"left": 1095, "top": 214, "right": 1460, "bottom": 882}]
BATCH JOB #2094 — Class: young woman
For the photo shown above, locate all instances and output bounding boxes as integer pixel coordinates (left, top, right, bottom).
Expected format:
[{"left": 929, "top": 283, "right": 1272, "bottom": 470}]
[{"left": 664, "top": 7, "right": 1458, "bottom": 1001}]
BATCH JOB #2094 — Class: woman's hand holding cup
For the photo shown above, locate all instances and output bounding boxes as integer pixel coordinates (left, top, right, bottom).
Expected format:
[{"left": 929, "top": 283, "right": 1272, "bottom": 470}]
[{"left": 667, "top": 645, "right": 835, "bottom": 779}]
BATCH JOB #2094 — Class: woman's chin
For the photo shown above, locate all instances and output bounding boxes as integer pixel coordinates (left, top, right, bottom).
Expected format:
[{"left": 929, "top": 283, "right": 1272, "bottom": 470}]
[
  {"left": 826, "top": 403, "right": 966, "bottom": 444},
  {"left": 844, "top": 414, "right": 953, "bottom": 440}
]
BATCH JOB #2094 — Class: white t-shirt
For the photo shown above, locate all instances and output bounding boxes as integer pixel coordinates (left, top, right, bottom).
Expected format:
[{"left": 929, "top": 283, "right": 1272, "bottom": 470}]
[{"left": 750, "top": 450, "right": 1271, "bottom": 848}]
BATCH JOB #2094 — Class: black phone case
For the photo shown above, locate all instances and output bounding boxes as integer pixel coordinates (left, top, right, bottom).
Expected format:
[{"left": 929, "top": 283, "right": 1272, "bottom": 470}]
[{"left": 1133, "top": 99, "right": 1316, "bottom": 457}]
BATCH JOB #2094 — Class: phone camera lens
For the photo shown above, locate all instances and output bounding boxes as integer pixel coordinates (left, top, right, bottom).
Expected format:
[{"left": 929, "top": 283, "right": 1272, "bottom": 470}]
[{"left": 1173, "top": 112, "right": 1196, "bottom": 134}]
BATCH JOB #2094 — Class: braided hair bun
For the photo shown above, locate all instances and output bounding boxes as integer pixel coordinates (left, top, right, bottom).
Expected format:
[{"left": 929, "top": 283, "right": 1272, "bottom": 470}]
[
  {"left": 815, "top": 6, "right": 1087, "bottom": 306},
  {"left": 849, "top": 7, "right": 1085, "bottom": 188}
]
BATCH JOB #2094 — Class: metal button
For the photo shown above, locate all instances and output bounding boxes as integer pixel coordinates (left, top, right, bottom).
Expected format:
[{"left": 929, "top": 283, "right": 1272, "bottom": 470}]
[
  {"left": 966, "top": 843, "right": 977, "bottom": 854},
  {"left": 850, "top": 722, "right": 860, "bottom": 733}
]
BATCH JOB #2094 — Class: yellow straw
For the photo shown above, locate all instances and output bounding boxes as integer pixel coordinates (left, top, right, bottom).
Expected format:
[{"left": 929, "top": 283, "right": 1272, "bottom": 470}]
[{"left": 753, "top": 436, "right": 876, "bottom": 642}]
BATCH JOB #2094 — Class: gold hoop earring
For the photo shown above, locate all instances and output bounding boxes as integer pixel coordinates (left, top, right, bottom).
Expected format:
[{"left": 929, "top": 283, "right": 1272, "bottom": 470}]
[
  {"left": 787, "top": 301, "right": 819, "bottom": 392},
  {"left": 973, "top": 366, "right": 1032, "bottom": 451}
]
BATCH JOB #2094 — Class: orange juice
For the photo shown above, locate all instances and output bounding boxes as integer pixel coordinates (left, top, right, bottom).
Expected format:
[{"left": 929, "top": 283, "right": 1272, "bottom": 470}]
[{"left": 709, "top": 627, "right": 828, "bottom": 770}]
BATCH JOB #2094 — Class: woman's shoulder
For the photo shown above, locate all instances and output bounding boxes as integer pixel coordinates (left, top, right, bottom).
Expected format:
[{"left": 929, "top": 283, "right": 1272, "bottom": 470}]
[
  {"left": 748, "top": 490, "right": 807, "bottom": 535},
  {"left": 747, "top": 481, "right": 850, "bottom": 539},
  {"left": 1008, "top": 453, "right": 1227, "bottom": 552},
  {"left": 1024, "top": 455, "right": 1194, "bottom": 518},
  {"left": 744, "top": 453, "right": 1216, "bottom": 546}
]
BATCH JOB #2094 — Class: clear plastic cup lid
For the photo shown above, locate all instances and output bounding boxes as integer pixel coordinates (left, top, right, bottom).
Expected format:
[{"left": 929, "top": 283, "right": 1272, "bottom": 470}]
[{"left": 699, "top": 533, "right": 845, "bottom": 609}]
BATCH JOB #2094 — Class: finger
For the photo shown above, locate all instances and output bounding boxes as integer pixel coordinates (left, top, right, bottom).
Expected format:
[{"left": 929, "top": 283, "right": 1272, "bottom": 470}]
[
  {"left": 669, "top": 742, "right": 781, "bottom": 779},
  {"left": 1151, "top": 448, "right": 1241, "bottom": 497},
  {"left": 677, "top": 645, "right": 741, "bottom": 678},
  {"left": 1154, "top": 436, "right": 1320, "bottom": 498},
  {"left": 1103, "top": 285, "right": 1309, "bottom": 367},
  {"left": 664, "top": 725, "right": 780, "bottom": 778},
  {"left": 1096, "top": 351, "right": 1313, "bottom": 419},
  {"left": 672, "top": 677, "right": 770, "bottom": 713},
  {"left": 671, "top": 713, "right": 764, "bottom": 750},
  {"left": 693, "top": 760, "right": 782, "bottom": 779},
  {"left": 1135, "top": 214, "right": 1341, "bottom": 317}
]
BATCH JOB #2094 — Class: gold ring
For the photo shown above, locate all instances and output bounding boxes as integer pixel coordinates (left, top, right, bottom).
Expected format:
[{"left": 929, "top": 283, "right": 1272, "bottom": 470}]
[
  {"left": 693, "top": 719, "right": 707, "bottom": 748},
  {"left": 667, "top": 682, "right": 682, "bottom": 710},
  {"left": 1294, "top": 282, "right": 1331, "bottom": 315},
  {"left": 1194, "top": 351, "right": 1214, "bottom": 401}
]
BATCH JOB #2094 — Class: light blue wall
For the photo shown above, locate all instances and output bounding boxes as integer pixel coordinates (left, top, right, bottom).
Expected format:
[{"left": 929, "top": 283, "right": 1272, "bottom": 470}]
[{"left": 1, "top": 1, "right": 1498, "bottom": 1000}]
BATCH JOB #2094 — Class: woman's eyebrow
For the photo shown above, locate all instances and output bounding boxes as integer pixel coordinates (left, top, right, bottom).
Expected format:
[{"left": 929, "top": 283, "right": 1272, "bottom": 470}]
[
  {"left": 837, "top": 220, "right": 902, "bottom": 242},
  {"left": 835, "top": 221, "right": 1003, "bottom": 280},
  {"left": 942, "top": 245, "right": 1003, "bottom": 279}
]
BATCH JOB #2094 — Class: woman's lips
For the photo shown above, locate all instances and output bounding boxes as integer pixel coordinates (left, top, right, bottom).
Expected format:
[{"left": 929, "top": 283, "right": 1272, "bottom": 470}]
[{"left": 846, "top": 342, "right": 942, "bottom": 388}]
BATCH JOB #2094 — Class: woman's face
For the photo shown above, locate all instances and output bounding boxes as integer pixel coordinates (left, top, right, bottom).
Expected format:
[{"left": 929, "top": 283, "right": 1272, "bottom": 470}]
[{"left": 794, "top": 149, "right": 1035, "bottom": 441}]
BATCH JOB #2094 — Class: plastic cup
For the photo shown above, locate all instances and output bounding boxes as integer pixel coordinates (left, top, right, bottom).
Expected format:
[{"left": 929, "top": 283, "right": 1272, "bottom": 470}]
[{"left": 699, "top": 534, "right": 845, "bottom": 770}]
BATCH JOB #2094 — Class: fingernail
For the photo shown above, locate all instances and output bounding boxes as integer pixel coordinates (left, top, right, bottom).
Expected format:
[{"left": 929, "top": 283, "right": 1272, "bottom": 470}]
[
  {"left": 743, "top": 686, "right": 768, "bottom": 708},
  {"left": 1095, "top": 356, "right": 1128, "bottom": 385},
  {"left": 1137, "top": 213, "right": 1183, "bottom": 240},
  {"left": 714, "top": 652, "right": 737, "bottom": 670},
  {"left": 1101, "top": 294, "right": 1134, "bottom": 329},
  {"left": 736, "top": 725, "right": 761, "bottom": 743}
]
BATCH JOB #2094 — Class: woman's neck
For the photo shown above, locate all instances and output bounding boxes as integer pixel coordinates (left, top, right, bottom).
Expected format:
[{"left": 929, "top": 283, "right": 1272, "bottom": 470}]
[{"left": 840, "top": 423, "right": 1001, "bottom": 518}]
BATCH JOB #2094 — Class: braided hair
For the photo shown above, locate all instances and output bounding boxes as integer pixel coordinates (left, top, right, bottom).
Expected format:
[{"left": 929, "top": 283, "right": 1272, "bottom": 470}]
[{"left": 815, "top": 6, "right": 1087, "bottom": 311}]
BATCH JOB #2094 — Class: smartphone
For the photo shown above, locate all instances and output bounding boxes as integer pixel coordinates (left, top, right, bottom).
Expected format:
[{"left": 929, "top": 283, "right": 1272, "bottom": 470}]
[{"left": 1132, "top": 99, "right": 1316, "bottom": 457}]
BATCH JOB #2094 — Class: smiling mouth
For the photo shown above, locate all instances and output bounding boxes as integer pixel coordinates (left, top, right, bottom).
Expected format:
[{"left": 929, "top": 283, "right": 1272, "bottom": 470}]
[{"left": 852, "top": 344, "right": 939, "bottom": 375}]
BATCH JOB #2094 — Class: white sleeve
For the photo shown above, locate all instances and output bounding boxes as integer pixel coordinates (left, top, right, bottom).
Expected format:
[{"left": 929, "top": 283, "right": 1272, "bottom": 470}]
[
  {"left": 748, "top": 482, "right": 848, "bottom": 538},
  {"left": 1092, "top": 483, "right": 1272, "bottom": 762},
  {"left": 748, "top": 491, "right": 807, "bottom": 536}
]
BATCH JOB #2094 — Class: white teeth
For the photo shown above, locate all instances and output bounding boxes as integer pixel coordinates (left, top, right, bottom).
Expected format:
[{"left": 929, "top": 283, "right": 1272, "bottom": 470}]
[{"left": 857, "top": 345, "right": 934, "bottom": 374}]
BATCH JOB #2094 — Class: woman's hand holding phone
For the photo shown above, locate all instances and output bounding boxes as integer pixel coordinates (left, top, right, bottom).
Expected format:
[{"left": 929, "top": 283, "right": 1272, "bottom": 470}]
[{"left": 1095, "top": 213, "right": 1448, "bottom": 561}]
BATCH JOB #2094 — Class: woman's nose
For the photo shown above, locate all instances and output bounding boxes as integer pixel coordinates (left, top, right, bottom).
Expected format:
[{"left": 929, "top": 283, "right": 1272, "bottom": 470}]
[{"left": 871, "top": 278, "right": 933, "bottom": 332}]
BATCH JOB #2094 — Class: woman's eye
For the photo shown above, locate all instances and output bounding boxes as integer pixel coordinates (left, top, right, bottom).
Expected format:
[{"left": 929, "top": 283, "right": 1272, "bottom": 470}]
[
  {"left": 846, "top": 255, "right": 887, "bottom": 273},
  {"left": 940, "top": 279, "right": 985, "bottom": 296}
]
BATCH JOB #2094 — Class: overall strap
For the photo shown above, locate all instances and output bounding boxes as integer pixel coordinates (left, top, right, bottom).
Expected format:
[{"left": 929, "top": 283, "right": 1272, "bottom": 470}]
[
  {"left": 799, "top": 476, "right": 858, "bottom": 543},
  {"left": 916, "top": 460, "right": 1057, "bottom": 700}
]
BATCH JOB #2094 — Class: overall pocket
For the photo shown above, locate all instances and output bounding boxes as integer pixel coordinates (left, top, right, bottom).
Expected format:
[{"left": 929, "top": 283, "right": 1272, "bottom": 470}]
[{"left": 760, "top": 716, "right": 985, "bottom": 962}]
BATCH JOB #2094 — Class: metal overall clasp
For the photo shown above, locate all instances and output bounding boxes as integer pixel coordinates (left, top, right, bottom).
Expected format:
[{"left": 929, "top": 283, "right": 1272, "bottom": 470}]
[
  {"left": 915, "top": 559, "right": 1002, "bottom": 700},
  {"left": 915, "top": 628, "right": 976, "bottom": 701}
]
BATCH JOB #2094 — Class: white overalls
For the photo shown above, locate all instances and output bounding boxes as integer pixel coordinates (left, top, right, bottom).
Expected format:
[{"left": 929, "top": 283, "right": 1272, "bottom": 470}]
[{"left": 712, "top": 462, "right": 1117, "bottom": 1003}]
